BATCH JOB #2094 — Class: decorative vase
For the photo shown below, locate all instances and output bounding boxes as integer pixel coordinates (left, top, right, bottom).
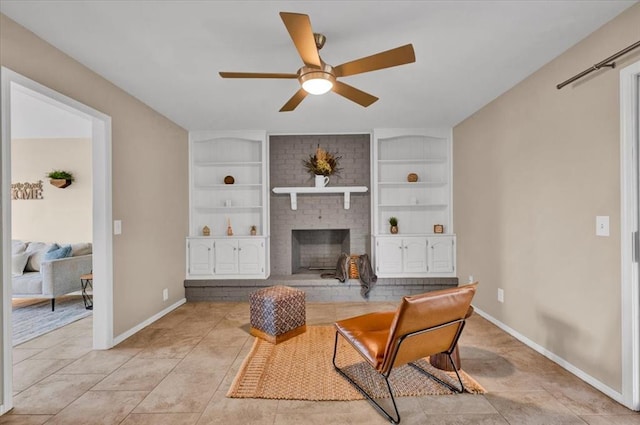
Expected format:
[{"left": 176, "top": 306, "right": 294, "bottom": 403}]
[
  {"left": 202, "top": 225, "right": 210, "bottom": 236},
  {"left": 50, "top": 179, "right": 72, "bottom": 188},
  {"left": 390, "top": 225, "right": 399, "bottom": 234},
  {"left": 250, "top": 226, "right": 257, "bottom": 236},
  {"left": 315, "top": 175, "right": 329, "bottom": 188}
]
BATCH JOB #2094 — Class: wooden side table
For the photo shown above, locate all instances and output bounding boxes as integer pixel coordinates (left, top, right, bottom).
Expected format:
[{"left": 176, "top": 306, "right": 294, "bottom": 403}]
[
  {"left": 80, "top": 273, "right": 93, "bottom": 310},
  {"left": 429, "top": 306, "right": 474, "bottom": 371}
]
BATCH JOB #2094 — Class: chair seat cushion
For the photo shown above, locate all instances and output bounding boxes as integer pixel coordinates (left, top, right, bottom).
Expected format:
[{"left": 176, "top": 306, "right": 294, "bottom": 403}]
[{"left": 335, "top": 311, "right": 395, "bottom": 370}]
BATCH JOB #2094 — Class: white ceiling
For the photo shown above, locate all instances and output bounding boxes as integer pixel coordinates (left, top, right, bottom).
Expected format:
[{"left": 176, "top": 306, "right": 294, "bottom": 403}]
[{"left": 0, "top": 1, "right": 635, "bottom": 133}]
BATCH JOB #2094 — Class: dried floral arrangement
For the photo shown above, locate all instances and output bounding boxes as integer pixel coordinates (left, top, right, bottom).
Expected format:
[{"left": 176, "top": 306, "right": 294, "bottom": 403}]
[{"left": 303, "top": 145, "right": 342, "bottom": 177}]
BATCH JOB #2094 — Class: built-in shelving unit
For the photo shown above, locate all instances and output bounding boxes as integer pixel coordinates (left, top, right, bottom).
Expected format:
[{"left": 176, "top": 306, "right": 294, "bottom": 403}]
[
  {"left": 187, "top": 131, "right": 269, "bottom": 279},
  {"left": 372, "top": 128, "right": 455, "bottom": 277}
]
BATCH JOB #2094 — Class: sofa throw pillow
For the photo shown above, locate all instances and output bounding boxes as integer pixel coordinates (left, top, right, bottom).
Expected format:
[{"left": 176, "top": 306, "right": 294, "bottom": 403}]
[
  {"left": 11, "top": 252, "right": 30, "bottom": 277},
  {"left": 12, "top": 240, "right": 27, "bottom": 255},
  {"left": 71, "top": 242, "right": 92, "bottom": 256},
  {"left": 24, "top": 242, "right": 57, "bottom": 272},
  {"left": 44, "top": 244, "right": 72, "bottom": 261}
]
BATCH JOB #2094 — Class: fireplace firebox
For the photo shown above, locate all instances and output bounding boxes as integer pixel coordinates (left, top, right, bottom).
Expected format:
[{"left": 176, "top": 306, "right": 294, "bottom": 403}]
[{"left": 291, "top": 229, "right": 350, "bottom": 274}]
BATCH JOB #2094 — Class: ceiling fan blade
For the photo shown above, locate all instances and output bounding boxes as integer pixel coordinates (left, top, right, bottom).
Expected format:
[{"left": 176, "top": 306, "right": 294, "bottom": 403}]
[
  {"left": 334, "top": 44, "right": 416, "bottom": 77},
  {"left": 279, "top": 12, "right": 322, "bottom": 68},
  {"left": 280, "top": 88, "right": 308, "bottom": 112},
  {"left": 219, "top": 72, "right": 298, "bottom": 79},
  {"left": 332, "top": 81, "right": 378, "bottom": 107}
]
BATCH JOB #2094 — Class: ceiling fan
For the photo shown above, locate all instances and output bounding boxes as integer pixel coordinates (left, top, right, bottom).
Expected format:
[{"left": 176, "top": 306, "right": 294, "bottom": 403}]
[{"left": 219, "top": 12, "right": 416, "bottom": 112}]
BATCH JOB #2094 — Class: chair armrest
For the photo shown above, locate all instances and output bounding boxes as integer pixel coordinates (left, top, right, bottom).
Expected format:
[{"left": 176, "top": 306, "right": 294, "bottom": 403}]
[{"left": 40, "top": 255, "right": 93, "bottom": 297}]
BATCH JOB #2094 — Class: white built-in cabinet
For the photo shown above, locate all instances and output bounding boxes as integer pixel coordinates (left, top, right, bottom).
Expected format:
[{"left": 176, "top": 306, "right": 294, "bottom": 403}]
[
  {"left": 372, "top": 129, "right": 455, "bottom": 277},
  {"left": 187, "top": 237, "right": 266, "bottom": 278},
  {"left": 375, "top": 236, "right": 455, "bottom": 277},
  {"left": 186, "top": 131, "right": 269, "bottom": 279}
]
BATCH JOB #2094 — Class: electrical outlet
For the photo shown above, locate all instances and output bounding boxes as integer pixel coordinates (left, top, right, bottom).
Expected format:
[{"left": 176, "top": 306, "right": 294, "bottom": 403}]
[
  {"left": 468, "top": 275, "right": 474, "bottom": 283},
  {"left": 114, "top": 220, "right": 122, "bottom": 235},
  {"left": 162, "top": 288, "right": 168, "bottom": 301},
  {"left": 497, "top": 288, "right": 504, "bottom": 303}
]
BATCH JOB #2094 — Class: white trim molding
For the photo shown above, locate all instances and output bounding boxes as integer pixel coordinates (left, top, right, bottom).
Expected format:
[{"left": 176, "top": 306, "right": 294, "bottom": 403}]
[
  {"left": 473, "top": 307, "right": 626, "bottom": 405},
  {"left": 112, "top": 298, "right": 186, "bottom": 346},
  {"left": 620, "top": 59, "right": 640, "bottom": 411},
  {"left": 0, "top": 67, "right": 15, "bottom": 415}
]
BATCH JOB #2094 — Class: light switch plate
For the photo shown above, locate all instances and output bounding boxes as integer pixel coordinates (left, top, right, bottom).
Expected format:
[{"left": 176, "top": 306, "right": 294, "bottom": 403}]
[
  {"left": 596, "top": 216, "right": 609, "bottom": 237},
  {"left": 114, "top": 220, "right": 122, "bottom": 235}
]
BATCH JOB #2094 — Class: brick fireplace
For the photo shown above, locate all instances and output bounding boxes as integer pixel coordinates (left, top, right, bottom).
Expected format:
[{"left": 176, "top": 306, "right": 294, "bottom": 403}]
[
  {"left": 269, "top": 134, "right": 370, "bottom": 275},
  {"left": 184, "top": 133, "right": 458, "bottom": 302}
]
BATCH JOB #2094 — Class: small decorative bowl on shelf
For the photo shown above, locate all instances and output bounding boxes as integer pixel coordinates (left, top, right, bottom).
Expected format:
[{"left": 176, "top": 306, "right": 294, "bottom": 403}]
[
  {"left": 224, "top": 175, "right": 235, "bottom": 184},
  {"left": 407, "top": 173, "right": 418, "bottom": 183}
]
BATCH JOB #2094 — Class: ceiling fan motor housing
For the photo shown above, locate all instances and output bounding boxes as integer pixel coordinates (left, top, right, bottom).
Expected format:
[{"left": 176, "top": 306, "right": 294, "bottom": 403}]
[{"left": 298, "top": 64, "right": 336, "bottom": 94}]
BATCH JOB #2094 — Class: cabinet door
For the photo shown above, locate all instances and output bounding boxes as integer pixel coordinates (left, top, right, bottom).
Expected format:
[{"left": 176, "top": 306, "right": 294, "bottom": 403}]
[
  {"left": 375, "top": 238, "right": 403, "bottom": 274},
  {"left": 238, "top": 239, "right": 264, "bottom": 275},
  {"left": 428, "top": 237, "right": 455, "bottom": 273},
  {"left": 188, "top": 239, "right": 214, "bottom": 276},
  {"left": 214, "top": 240, "right": 239, "bottom": 274},
  {"left": 403, "top": 237, "right": 428, "bottom": 273}
]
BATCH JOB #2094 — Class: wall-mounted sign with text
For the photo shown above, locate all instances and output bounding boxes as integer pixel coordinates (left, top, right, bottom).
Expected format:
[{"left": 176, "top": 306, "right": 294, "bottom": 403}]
[{"left": 12, "top": 181, "right": 44, "bottom": 200}]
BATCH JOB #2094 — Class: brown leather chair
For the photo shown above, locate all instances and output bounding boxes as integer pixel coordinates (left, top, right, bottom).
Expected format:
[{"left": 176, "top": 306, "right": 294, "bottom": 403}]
[{"left": 332, "top": 283, "right": 478, "bottom": 424}]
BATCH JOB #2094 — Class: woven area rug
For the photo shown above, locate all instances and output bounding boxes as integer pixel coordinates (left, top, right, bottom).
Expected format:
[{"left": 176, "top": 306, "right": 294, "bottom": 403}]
[
  {"left": 13, "top": 295, "right": 92, "bottom": 346},
  {"left": 227, "top": 325, "right": 485, "bottom": 400}
]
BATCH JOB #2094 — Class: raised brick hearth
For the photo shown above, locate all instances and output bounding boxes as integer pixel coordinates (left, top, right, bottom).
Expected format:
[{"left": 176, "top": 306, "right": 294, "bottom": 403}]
[{"left": 184, "top": 276, "right": 458, "bottom": 302}]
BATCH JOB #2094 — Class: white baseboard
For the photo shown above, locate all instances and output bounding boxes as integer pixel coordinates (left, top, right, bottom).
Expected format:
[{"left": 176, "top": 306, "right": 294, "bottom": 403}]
[
  {"left": 472, "top": 306, "right": 625, "bottom": 405},
  {"left": 112, "top": 298, "right": 186, "bottom": 346}
]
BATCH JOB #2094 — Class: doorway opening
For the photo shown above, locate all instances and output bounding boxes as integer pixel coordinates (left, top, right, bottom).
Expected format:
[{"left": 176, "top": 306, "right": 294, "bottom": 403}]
[
  {"left": 10, "top": 85, "right": 93, "bottom": 344},
  {"left": 1, "top": 68, "right": 113, "bottom": 413}
]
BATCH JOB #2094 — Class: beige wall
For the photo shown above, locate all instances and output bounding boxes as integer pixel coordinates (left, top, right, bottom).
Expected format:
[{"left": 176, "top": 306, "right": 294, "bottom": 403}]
[
  {"left": 12, "top": 138, "right": 92, "bottom": 243},
  {"left": 453, "top": 4, "right": 640, "bottom": 391},
  {"left": 1, "top": 14, "right": 189, "bottom": 338}
]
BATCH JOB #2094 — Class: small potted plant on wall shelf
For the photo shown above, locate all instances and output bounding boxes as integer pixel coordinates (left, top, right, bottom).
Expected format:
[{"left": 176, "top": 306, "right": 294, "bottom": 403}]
[
  {"left": 389, "top": 217, "right": 399, "bottom": 234},
  {"left": 47, "top": 170, "right": 74, "bottom": 188}
]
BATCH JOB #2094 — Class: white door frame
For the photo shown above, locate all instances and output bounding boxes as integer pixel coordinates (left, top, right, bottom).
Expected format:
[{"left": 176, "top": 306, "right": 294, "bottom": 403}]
[
  {"left": 620, "top": 59, "right": 640, "bottom": 411},
  {"left": 0, "top": 67, "right": 114, "bottom": 413}
]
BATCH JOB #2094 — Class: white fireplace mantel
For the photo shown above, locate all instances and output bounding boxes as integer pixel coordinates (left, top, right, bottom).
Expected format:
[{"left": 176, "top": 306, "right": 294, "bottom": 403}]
[{"left": 272, "top": 186, "right": 368, "bottom": 210}]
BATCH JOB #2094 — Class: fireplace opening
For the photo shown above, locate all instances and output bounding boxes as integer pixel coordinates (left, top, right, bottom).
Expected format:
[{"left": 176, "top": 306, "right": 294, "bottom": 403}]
[{"left": 291, "top": 229, "right": 350, "bottom": 274}]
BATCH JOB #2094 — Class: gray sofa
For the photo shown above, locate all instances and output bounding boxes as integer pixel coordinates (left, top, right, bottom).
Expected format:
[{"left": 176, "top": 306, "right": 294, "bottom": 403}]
[{"left": 11, "top": 240, "right": 93, "bottom": 311}]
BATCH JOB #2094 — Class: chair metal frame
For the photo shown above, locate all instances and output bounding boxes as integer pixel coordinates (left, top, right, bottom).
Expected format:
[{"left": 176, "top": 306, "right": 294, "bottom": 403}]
[{"left": 332, "top": 317, "right": 467, "bottom": 424}]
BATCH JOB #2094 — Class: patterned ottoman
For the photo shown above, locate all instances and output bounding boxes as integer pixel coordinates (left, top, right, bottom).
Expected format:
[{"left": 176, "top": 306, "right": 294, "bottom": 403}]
[{"left": 249, "top": 285, "right": 306, "bottom": 344}]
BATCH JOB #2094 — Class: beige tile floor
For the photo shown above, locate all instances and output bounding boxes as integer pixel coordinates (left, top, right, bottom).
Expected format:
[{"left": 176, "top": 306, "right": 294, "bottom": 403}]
[{"left": 2, "top": 301, "right": 639, "bottom": 425}]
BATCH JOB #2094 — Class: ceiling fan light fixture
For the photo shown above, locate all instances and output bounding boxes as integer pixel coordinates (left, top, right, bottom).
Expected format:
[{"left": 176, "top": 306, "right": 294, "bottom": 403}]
[{"left": 299, "top": 66, "right": 335, "bottom": 95}]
